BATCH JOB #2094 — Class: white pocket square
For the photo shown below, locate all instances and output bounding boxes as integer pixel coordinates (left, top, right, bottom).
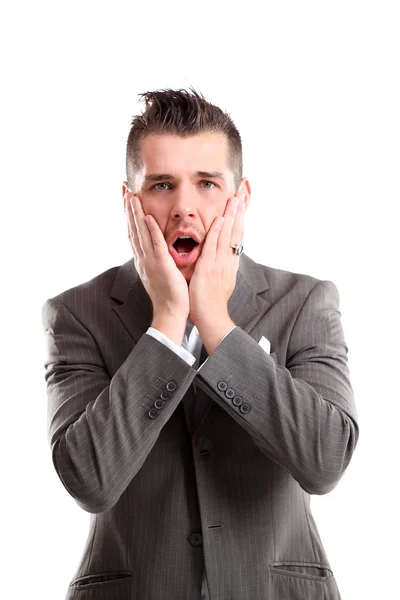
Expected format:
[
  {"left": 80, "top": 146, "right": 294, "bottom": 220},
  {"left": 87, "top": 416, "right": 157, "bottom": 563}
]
[{"left": 258, "top": 336, "right": 271, "bottom": 354}]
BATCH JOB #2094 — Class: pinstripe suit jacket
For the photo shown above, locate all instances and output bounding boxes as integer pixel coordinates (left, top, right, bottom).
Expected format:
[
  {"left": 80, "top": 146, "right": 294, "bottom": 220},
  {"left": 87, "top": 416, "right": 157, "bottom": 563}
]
[{"left": 41, "top": 252, "right": 359, "bottom": 600}]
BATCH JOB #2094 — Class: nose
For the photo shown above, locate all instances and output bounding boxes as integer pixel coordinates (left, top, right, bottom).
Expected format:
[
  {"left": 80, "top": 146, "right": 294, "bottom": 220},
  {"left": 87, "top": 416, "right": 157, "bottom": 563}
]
[{"left": 169, "top": 186, "right": 198, "bottom": 221}]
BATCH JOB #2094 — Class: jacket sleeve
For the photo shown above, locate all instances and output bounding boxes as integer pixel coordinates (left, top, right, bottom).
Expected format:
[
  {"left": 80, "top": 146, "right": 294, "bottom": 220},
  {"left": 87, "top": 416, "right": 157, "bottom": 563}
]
[
  {"left": 41, "top": 298, "right": 196, "bottom": 514},
  {"left": 195, "top": 280, "right": 359, "bottom": 495}
]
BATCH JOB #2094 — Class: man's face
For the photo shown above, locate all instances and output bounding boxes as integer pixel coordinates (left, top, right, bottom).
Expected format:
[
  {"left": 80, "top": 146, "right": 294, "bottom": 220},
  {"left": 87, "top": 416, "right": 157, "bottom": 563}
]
[{"left": 123, "top": 132, "right": 249, "bottom": 283}]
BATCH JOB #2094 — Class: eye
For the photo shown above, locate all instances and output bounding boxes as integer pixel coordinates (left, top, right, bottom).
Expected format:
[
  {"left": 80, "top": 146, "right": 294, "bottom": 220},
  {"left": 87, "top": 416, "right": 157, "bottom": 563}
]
[
  {"left": 151, "top": 181, "right": 216, "bottom": 191},
  {"left": 153, "top": 182, "right": 170, "bottom": 191},
  {"left": 201, "top": 181, "right": 216, "bottom": 189}
]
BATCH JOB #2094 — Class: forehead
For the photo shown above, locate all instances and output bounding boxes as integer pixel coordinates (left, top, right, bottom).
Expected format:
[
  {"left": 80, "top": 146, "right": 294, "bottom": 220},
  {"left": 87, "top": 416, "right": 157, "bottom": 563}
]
[{"left": 140, "top": 132, "right": 230, "bottom": 171}]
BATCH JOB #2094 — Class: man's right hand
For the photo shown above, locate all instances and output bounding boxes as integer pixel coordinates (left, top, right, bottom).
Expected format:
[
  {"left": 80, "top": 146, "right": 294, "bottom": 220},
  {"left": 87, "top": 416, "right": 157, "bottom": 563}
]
[{"left": 125, "top": 192, "right": 190, "bottom": 344}]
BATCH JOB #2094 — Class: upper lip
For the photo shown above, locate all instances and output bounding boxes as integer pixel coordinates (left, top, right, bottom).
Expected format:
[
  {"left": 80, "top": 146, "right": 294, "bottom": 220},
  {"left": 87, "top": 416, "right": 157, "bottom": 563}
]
[{"left": 169, "top": 230, "right": 201, "bottom": 246}]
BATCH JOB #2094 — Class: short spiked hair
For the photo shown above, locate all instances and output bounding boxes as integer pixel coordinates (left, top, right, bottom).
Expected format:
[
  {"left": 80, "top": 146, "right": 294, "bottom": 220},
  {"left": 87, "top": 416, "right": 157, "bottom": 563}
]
[{"left": 126, "top": 86, "right": 243, "bottom": 193}]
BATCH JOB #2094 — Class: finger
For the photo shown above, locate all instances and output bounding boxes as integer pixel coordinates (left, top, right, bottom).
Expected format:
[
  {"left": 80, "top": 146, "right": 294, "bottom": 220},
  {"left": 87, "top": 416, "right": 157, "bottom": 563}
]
[
  {"left": 217, "top": 194, "right": 240, "bottom": 254},
  {"left": 201, "top": 216, "right": 224, "bottom": 262},
  {"left": 130, "top": 195, "right": 153, "bottom": 258},
  {"left": 230, "top": 192, "right": 245, "bottom": 249},
  {"left": 144, "top": 214, "right": 170, "bottom": 260},
  {"left": 127, "top": 222, "right": 139, "bottom": 261},
  {"left": 125, "top": 194, "right": 143, "bottom": 257}
]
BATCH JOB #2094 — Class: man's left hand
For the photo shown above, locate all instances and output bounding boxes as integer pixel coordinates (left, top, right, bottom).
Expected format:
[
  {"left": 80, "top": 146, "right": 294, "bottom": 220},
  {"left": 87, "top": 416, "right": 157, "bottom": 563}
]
[{"left": 189, "top": 192, "right": 245, "bottom": 328}]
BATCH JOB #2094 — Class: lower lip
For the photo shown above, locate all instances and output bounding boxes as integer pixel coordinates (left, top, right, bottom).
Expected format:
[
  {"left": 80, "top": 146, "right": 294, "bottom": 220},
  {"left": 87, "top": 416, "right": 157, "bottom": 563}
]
[{"left": 169, "top": 243, "right": 201, "bottom": 267}]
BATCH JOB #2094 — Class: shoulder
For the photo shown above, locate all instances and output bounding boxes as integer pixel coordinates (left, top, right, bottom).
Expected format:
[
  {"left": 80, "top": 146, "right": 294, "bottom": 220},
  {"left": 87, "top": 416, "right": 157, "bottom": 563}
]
[
  {"left": 240, "top": 252, "right": 326, "bottom": 303},
  {"left": 50, "top": 265, "right": 119, "bottom": 302},
  {"left": 41, "top": 258, "right": 134, "bottom": 324}
]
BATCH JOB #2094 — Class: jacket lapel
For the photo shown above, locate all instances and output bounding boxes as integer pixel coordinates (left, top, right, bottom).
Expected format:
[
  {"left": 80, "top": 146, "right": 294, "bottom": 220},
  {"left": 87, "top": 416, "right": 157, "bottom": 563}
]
[{"left": 110, "top": 258, "right": 153, "bottom": 342}]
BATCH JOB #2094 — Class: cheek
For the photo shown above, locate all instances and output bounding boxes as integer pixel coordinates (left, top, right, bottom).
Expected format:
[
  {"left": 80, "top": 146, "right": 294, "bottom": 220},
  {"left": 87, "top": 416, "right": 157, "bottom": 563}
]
[
  {"left": 142, "top": 201, "right": 169, "bottom": 228},
  {"left": 203, "top": 208, "right": 222, "bottom": 232}
]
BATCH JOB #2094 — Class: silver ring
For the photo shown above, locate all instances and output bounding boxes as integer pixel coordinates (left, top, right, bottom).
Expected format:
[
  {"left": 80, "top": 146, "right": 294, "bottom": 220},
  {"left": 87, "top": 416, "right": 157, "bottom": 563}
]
[{"left": 230, "top": 243, "right": 244, "bottom": 256}]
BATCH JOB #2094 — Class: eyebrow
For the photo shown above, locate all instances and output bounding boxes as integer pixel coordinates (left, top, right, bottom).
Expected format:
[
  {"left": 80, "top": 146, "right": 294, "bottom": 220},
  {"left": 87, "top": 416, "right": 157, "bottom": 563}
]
[{"left": 144, "top": 171, "right": 226, "bottom": 184}]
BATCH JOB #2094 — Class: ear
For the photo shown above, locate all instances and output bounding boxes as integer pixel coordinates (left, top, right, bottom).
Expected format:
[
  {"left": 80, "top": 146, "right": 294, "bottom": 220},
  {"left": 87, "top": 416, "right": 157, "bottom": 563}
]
[{"left": 238, "top": 178, "right": 251, "bottom": 211}]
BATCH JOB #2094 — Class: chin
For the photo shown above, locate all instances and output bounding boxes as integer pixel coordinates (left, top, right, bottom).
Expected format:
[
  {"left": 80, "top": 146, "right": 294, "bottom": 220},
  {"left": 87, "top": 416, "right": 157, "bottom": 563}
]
[{"left": 180, "top": 268, "right": 193, "bottom": 284}]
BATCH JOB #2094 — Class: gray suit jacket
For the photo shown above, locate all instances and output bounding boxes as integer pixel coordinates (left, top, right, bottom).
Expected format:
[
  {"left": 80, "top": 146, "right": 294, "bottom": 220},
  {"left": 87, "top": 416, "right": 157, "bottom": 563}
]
[{"left": 41, "top": 252, "right": 359, "bottom": 600}]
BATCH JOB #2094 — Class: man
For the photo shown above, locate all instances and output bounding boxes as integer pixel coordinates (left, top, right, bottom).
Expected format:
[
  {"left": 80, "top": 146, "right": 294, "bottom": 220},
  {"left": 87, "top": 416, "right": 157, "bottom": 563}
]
[{"left": 41, "top": 87, "right": 359, "bottom": 600}]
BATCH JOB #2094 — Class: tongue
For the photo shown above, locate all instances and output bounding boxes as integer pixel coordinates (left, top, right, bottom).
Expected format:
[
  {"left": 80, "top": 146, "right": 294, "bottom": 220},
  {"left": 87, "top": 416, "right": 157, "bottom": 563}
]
[{"left": 175, "top": 238, "right": 196, "bottom": 253}]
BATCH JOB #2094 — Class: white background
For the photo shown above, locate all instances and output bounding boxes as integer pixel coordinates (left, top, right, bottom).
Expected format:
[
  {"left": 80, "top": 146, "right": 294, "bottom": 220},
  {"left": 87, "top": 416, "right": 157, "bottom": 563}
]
[{"left": 1, "top": 1, "right": 398, "bottom": 598}]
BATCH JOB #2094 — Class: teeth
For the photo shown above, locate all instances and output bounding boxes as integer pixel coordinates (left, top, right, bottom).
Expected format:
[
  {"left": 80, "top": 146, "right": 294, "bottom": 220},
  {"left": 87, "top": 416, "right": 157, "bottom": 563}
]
[
  {"left": 178, "top": 252, "right": 190, "bottom": 256},
  {"left": 179, "top": 236, "right": 191, "bottom": 239}
]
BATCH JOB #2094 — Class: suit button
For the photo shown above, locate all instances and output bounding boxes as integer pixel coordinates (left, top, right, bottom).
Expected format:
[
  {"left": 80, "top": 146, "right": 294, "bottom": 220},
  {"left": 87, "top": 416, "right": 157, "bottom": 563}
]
[
  {"left": 239, "top": 403, "right": 251, "bottom": 414},
  {"left": 187, "top": 533, "right": 203, "bottom": 548},
  {"left": 166, "top": 380, "right": 178, "bottom": 392},
  {"left": 196, "top": 436, "right": 213, "bottom": 453},
  {"left": 154, "top": 399, "right": 165, "bottom": 410},
  {"left": 217, "top": 381, "right": 228, "bottom": 391},
  {"left": 160, "top": 390, "right": 172, "bottom": 400},
  {"left": 225, "top": 388, "right": 235, "bottom": 399},
  {"left": 148, "top": 408, "right": 159, "bottom": 419},
  {"left": 233, "top": 395, "right": 243, "bottom": 406}
]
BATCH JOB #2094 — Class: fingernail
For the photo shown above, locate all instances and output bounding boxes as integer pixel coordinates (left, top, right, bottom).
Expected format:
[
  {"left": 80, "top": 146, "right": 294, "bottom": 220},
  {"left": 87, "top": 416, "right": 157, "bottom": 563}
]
[{"left": 241, "top": 193, "right": 245, "bottom": 203}]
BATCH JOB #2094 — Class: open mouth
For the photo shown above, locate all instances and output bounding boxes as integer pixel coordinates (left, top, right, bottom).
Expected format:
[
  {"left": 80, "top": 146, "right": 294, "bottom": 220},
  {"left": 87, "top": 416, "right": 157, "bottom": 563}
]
[
  {"left": 172, "top": 236, "right": 199, "bottom": 256},
  {"left": 169, "top": 236, "right": 201, "bottom": 267}
]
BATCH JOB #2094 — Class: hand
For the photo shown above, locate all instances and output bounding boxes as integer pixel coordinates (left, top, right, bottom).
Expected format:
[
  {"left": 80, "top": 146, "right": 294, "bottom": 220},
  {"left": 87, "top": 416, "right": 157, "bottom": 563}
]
[
  {"left": 188, "top": 192, "right": 245, "bottom": 326},
  {"left": 125, "top": 192, "right": 190, "bottom": 319}
]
